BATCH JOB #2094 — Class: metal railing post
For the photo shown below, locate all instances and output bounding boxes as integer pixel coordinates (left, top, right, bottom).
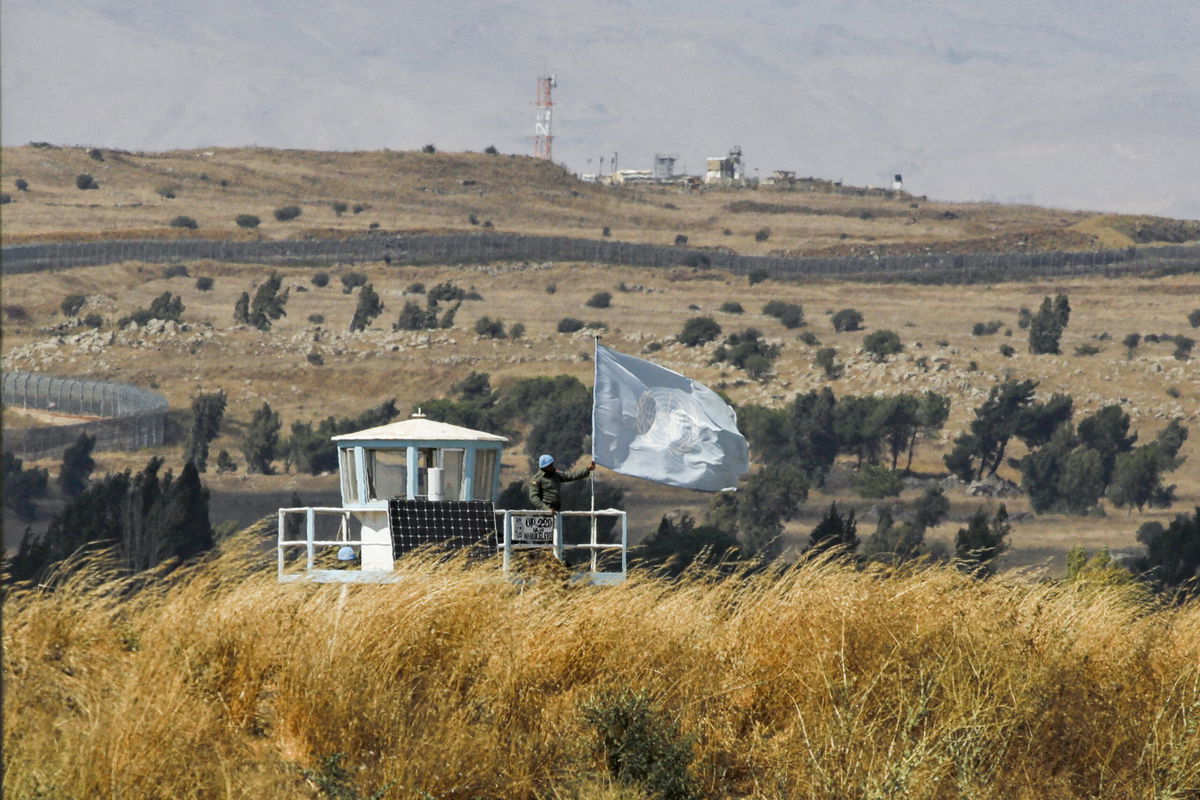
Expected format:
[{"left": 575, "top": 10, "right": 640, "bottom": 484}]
[{"left": 277, "top": 510, "right": 286, "bottom": 580}]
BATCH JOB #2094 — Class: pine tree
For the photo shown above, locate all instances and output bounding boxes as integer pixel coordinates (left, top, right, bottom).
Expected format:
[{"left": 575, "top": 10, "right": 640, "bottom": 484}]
[
  {"left": 349, "top": 282, "right": 384, "bottom": 332},
  {"left": 808, "top": 502, "right": 859, "bottom": 557},
  {"left": 248, "top": 273, "right": 288, "bottom": 330},
  {"left": 183, "top": 389, "right": 227, "bottom": 472},
  {"left": 233, "top": 291, "right": 250, "bottom": 324},
  {"left": 59, "top": 432, "right": 96, "bottom": 498},
  {"left": 242, "top": 402, "right": 281, "bottom": 474},
  {"left": 955, "top": 505, "right": 1010, "bottom": 576}
]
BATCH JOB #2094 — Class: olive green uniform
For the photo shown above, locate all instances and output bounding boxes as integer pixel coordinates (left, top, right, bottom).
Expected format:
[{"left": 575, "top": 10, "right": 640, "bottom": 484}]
[{"left": 527, "top": 465, "right": 590, "bottom": 511}]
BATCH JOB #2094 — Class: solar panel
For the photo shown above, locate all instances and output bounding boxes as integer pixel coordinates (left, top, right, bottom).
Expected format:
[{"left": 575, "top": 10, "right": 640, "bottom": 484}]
[{"left": 387, "top": 498, "right": 498, "bottom": 561}]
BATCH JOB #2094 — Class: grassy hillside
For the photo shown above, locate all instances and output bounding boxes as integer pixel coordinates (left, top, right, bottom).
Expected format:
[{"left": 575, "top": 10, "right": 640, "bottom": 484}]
[
  {"left": 4, "top": 145, "right": 1198, "bottom": 253},
  {"left": 4, "top": 541, "right": 1198, "bottom": 799}
]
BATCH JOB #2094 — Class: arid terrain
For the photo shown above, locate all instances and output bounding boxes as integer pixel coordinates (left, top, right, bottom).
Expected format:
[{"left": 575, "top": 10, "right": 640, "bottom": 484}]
[{"left": 3, "top": 145, "right": 1199, "bottom": 570}]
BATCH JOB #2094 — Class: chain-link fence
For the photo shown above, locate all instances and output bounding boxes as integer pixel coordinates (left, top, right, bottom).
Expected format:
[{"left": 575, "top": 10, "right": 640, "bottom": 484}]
[
  {"left": 3, "top": 235, "right": 1197, "bottom": 283},
  {"left": 2, "top": 371, "right": 169, "bottom": 459}
]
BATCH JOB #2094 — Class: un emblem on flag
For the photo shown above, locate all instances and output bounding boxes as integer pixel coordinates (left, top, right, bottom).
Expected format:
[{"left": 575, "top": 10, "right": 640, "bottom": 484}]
[{"left": 635, "top": 388, "right": 703, "bottom": 456}]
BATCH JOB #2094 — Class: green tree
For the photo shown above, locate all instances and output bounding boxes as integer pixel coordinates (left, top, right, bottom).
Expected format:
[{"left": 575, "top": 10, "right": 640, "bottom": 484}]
[
  {"left": 1135, "top": 508, "right": 1200, "bottom": 596},
  {"left": 1107, "top": 445, "right": 1176, "bottom": 512},
  {"left": 912, "top": 487, "right": 950, "bottom": 531},
  {"left": 791, "top": 387, "right": 839, "bottom": 483},
  {"left": 1028, "top": 295, "right": 1069, "bottom": 355},
  {"left": 1076, "top": 404, "right": 1137, "bottom": 484},
  {"left": 233, "top": 291, "right": 251, "bottom": 324},
  {"left": 955, "top": 504, "right": 1010, "bottom": 577},
  {"left": 808, "top": 502, "right": 859, "bottom": 557},
  {"left": 735, "top": 465, "right": 808, "bottom": 559},
  {"left": 814, "top": 347, "right": 842, "bottom": 379},
  {"left": 59, "top": 432, "right": 96, "bottom": 498},
  {"left": 853, "top": 464, "right": 903, "bottom": 498},
  {"left": 61, "top": 293, "right": 87, "bottom": 317},
  {"left": 862, "top": 329, "right": 903, "bottom": 361},
  {"left": 834, "top": 394, "right": 886, "bottom": 467},
  {"left": 183, "top": 389, "right": 227, "bottom": 472},
  {"left": 235, "top": 213, "right": 260, "bottom": 228},
  {"left": 249, "top": 273, "right": 288, "bottom": 330},
  {"left": 242, "top": 402, "right": 281, "bottom": 474},
  {"left": 349, "top": 282, "right": 384, "bottom": 332},
  {"left": 678, "top": 316, "right": 722, "bottom": 347},
  {"left": 831, "top": 308, "right": 864, "bottom": 332},
  {"left": 944, "top": 378, "right": 1038, "bottom": 482},
  {"left": 3, "top": 451, "right": 49, "bottom": 521},
  {"left": 635, "top": 513, "right": 740, "bottom": 577}
]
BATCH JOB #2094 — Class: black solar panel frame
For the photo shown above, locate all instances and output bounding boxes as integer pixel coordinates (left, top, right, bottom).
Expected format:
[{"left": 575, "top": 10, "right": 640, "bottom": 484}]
[{"left": 387, "top": 498, "right": 498, "bottom": 562}]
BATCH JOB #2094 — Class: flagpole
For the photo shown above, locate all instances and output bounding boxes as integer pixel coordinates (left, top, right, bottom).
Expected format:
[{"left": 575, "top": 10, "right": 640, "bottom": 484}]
[{"left": 591, "top": 335, "right": 599, "bottom": 514}]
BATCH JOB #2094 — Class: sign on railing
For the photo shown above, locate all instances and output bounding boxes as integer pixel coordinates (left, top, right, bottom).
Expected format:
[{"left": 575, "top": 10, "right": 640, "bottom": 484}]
[{"left": 510, "top": 513, "right": 555, "bottom": 544}]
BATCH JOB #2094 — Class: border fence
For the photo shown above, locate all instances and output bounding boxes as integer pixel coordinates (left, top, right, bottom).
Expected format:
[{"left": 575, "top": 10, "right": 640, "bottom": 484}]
[
  {"left": 2, "top": 234, "right": 1197, "bottom": 283},
  {"left": 2, "top": 371, "right": 169, "bottom": 459}
]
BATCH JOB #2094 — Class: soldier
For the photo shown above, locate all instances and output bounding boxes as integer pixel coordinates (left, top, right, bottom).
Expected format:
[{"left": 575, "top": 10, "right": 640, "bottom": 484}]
[{"left": 528, "top": 453, "right": 594, "bottom": 512}]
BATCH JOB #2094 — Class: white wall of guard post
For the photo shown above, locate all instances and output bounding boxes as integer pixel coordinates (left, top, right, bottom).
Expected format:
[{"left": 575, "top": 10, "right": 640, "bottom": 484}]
[{"left": 278, "top": 506, "right": 628, "bottom": 584}]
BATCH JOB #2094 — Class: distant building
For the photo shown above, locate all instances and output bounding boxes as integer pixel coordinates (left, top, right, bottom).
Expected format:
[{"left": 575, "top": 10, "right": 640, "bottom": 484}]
[
  {"left": 704, "top": 146, "right": 744, "bottom": 184},
  {"left": 765, "top": 170, "right": 796, "bottom": 186},
  {"left": 893, "top": 173, "right": 904, "bottom": 191}
]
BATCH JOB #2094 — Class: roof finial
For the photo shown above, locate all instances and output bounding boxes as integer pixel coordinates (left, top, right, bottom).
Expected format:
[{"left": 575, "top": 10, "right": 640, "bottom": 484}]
[{"left": 412, "top": 408, "right": 426, "bottom": 419}]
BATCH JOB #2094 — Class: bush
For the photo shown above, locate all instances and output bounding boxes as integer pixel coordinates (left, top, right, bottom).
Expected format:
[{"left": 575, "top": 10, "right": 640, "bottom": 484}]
[
  {"left": 81, "top": 313, "right": 103, "bottom": 328},
  {"left": 1188, "top": 309, "right": 1200, "bottom": 328},
  {"left": 352, "top": 203, "right": 366, "bottom": 214},
  {"left": 307, "top": 313, "right": 325, "bottom": 325},
  {"left": 61, "top": 293, "right": 87, "bottom": 317},
  {"left": 972, "top": 320, "right": 1003, "bottom": 336},
  {"left": 349, "top": 283, "right": 384, "bottom": 332},
  {"left": 748, "top": 268, "right": 769, "bottom": 285},
  {"left": 273, "top": 205, "right": 301, "bottom": 222},
  {"left": 15, "top": 178, "right": 28, "bottom": 191},
  {"left": 678, "top": 316, "right": 722, "bottom": 347},
  {"left": 815, "top": 347, "right": 842, "bottom": 379},
  {"left": 602, "top": 226, "right": 611, "bottom": 237},
  {"left": 862, "top": 329, "right": 903, "bottom": 361},
  {"left": 156, "top": 185, "right": 177, "bottom": 199},
  {"left": 755, "top": 227, "right": 771, "bottom": 242},
  {"left": 1173, "top": 336, "right": 1194, "bottom": 360},
  {"left": 581, "top": 689, "right": 695, "bottom": 800},
  {"left": 674, "top": 234, "right": 688, "bottom": 245},
  {"left": 509, "top": 322, "right": 525, "bottom": 339},
  {"left": 474, "top": 316, "right": 506, "bottom": 338},
  {"left": 832, "top": 308, "right": 864, "bottom": 332},
  {"left": 195, "top": 277, "right": 214, "bottom": 291},
  {"left": 235, "top": 214, "right": 260, "bottom": 228},
  {"left": 75, "top": 174, "right": 98, "bottom": 190},
  {"left": 163, "top": 264, "right": 190, "bottom": 278},
  {"left": 340, "top": 272, "right": 368, "bottom": 293},
  {"left": 0, "top": 193, "right": 11, "bottom": 205},
  {"left": 799, "top": 331, "right": 820, "bottom": 346},
  {"left": 87, "top": 147, "right": 104, "bottom": 161},
  {"left": 169, "top": 215, "right": 198, "bottom": 230},
  {"left": 719, "top": 301, "right": 744, "bottom": 314},
  {"left": 557, "top": 318, "right": 585, "bottom": 334},
  {"left": 468, "top": 213, "right": 479, "bottom": 225},
  {"left": 1075, "top": 343, "right": 1102, "bottom": 356},
  {"left": 310, "top": 271, "right": 330, "bottom": 288},
  {"left": 422, "top": 144, "right": 437, "bottom": 153},
  {"left": 586, "top": 292, "right": 612, "bottom": 309},
  {"left": 394, "top": 301, "right": 438, "bottom": 331},
  {"left": 484, "top": 145, "right": 499, "bottom": 154},
  {"left": 682, "top": 252, "right": 711, "bottom": 268},
  {"left": 428, "top": 281, "right": 466, "bottom": 304},
  {"left": 854, "top": 464, "right": 904, "bottom": 498},
  {"left": 331, "top": 201, "right": 348, "bottom": 216},
  {"left": 999, "top": 343, "right": 1015, "bottom": 357},
  {"left": 763, "top": 300, "right": 804, "bottom": 329}
]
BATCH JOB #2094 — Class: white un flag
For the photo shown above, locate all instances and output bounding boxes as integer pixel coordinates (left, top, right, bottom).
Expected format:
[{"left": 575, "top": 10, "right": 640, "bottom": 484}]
[{"left": 592, "top": 343, "right": 750, "bottom": 491}]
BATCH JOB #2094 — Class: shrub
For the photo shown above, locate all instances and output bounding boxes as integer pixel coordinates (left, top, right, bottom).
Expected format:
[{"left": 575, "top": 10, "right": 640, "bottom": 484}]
[
  {"left": 468, "top": 213, "right": 479, "bottom": 225},
  {"left": 81, "top": 313, "right": 103, "bottom": 328},
  {"left": 331, "top": 201, "right": 348, "bottom": 216},
  {"left": 75, "top": 174, "right": 98, "bottom": 190},
  {"left": 972, "top": 320, "right": 1003, "bottom": 336},
  {"left": 557, "top": 318, "right": 585, "bottom": 334},
  {"left": 306, "top": 351, "right": 324, "bottom": 366},
  {"left": 586, "top": 292, "right": 612, "bottom": 309},
  {"left": 602, "top": 226, "right": 611, "bottom": 237},
  {"left": 349, "top": 283, "right": 384, "bottom": 332},
  {"left": 1017, "top": 307, "right": 1032, "bottom": 329},
  {"left": 87, "top": 147, "right": 104, "bottom": 161},
  {"left": 831, "top": 308, "right": 864, "bottom": 332},
  {"left": 582, "top": 689, "right": 695, "bottom": 800},
  {"left": 61, "top": 294, "right": 87, "bottom": 317},
  {"left": 678, "top": 316, "right": 722, "bottom": 347},
  {"left": 273, "top": 205, "right": 301, "bottom": 222},
  {"left": 799, "top": 331, "right": 820, "bottom": 346},
  {"left": 352, "top": 203, "right": 366, "bottom": 214},
  {"left": 754, "top": 227, "right": 771, "bottom": 242},
  {"left": 394, "top": 301, "right": 437, "bottom": 331},
  {"left": 1188, "top": 309, "right": 1200, "bottom": 328},
  {"left": 155, "top": 185, "right": 177, "bottom": 199},
  {"left": 1173, "top": 336, "right": 1194, "bottom": 360},
  {"left": 545, "top": 282, "right": 557, "bottom": 294},
  {"left": 764, "top": 300, "right": 804, "bottom": 329},
  {"left": 195, "top": 277, "right": 214, "bottom": 291},
  {"left": 163, "top": 263, "right": 190, "bottom": 279},
  {"left": 428, "top": 281, "right": 465, "bottom": 304},
  {"left": 307, "top": 314, "right": 325, "bottom": 325},
  {"left": 999, "top": 343, "right": 1015, "bottom": 357},
  {"left": 682, "top": 252, "right": 711, "bottom": 268},
  {"left": 748, "top": 268, "right": 769, "bottom": 285},
  {"left": 484, "top": 145, "right": 499, "bottom": 154},
  {"left": 311, "top": 271, "right": 330, "bottom": 288},
  {"left": 0, "top": 193, "right": 11, "bottom": 205},
  {"left": 719, "top": 301, "right": 744, "bottom": 314},
  {"left": 235, "top": 214, "right": 260, "bottom": 228},
  {"left": 169, "top": 215, "right": 198, "bottom": 230},
  {"left": 854, "top": 464, "right": 904, "bottom": 498},
  {"left": 862, "top": 329, "right": 903, "bottom": 361},
  {"left": 509, "top": 322, "right": 525, "bottom": 339},
  {"left": 340, "top": 272, "right": 368, "bottom": 293},
  {"left": 815, "top": 347, "right": 842, "bottom": 379},
  {"left": 15, "top": 178, "right": 28, "bottom": 191},
  {"left": 674, "top": 234, "right": 688, "bottom": 245},
  {"left": 475, "top": 316, "right": 506, "bottom": 338},
  {"left": 422, "top": 144, "right": 437, "bottom": 153},
  {"left": 1075, "top": 343, "right": 1102, "bottom": 356}
]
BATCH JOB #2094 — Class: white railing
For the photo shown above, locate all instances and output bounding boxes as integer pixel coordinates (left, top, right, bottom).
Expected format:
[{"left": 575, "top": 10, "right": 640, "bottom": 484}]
[{"left": 277, "top": 506, "right": 628, "bottom": 584}]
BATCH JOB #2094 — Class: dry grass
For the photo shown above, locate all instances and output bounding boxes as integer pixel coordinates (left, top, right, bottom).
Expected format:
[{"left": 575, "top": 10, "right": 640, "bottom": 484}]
[{"left": 4, "top": 535, "right": 1199, "bottom": 799}]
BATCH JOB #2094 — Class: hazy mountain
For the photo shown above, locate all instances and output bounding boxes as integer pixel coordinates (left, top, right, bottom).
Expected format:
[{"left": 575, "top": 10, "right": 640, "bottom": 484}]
[{"left": 3, "top": 0, "right": 1198, "bottom": 217}]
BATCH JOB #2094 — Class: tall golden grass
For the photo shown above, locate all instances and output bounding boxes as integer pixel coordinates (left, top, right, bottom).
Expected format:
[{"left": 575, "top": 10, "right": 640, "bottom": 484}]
[{"left": 4, "top": 533, "right": 1199, "bottom": 799}]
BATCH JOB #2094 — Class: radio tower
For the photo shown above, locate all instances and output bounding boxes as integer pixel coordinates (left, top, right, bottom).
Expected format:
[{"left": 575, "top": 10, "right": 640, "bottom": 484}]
[{"left": 533, "top": 75, "right": 556, "bottom": 160}]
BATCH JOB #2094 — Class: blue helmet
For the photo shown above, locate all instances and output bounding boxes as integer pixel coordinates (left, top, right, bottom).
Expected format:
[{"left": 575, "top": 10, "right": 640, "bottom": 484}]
[{"left": 538, "top": 454, "right": 554, "bottom": 469}]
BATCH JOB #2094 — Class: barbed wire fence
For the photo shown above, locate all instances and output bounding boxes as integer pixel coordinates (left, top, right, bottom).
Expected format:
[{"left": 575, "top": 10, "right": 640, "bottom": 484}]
[
  {"left": 2, "top": 234, "right": 1197, "bottom": 283},
  {"left": 2, "top": 371, "right": 169, "bottom": 459}
]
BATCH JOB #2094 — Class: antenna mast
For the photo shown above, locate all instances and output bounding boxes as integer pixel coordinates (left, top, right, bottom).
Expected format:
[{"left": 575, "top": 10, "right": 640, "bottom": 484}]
[{"left": 534, "top": 75, "right": 556, "bottom": 160}]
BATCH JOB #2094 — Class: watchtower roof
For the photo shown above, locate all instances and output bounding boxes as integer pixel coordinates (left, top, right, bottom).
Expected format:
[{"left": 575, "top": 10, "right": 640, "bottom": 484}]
[{"left": 331, "top": 415, "right": 508, "bottom": 443}]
